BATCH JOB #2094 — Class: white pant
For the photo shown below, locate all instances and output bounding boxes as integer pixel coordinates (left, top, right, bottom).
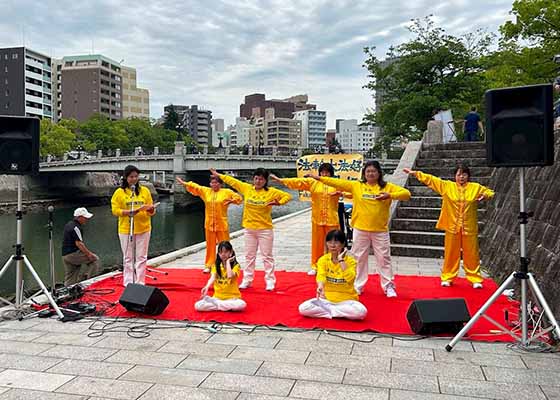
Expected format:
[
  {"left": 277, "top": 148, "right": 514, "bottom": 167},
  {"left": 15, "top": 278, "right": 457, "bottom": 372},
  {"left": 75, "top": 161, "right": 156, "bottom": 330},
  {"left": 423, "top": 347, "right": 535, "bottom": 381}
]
[
  {"left": 243, "top": 228, "right": 275, "bottom": 286},
  {"left": 299, "top": 298, "right": 367, "bottom": 320},
  {"left": 351, "top": 228, "right": 394, "bottom": 292},
  {"left": 119, "top": 231, "right": 151, "bottom": 286},
  {"left": 195, "top": 296, "right": 246, "bottom": 312}
]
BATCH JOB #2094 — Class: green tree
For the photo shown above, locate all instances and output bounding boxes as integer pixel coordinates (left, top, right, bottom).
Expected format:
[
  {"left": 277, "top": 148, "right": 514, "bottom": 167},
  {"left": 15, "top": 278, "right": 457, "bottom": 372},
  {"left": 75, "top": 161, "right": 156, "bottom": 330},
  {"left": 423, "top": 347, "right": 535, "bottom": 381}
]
[
  {"left": 162, "top": 104, "right": 181, "bottom": 132},
  {"left": 363, "top": 17, "right": 493, "bottom": 150},
  {"left": 79, "top": 114, "right": 129, "bottom": 152},
  {"left": 39, "top": 119, "right": 76, "bottom": 157}
]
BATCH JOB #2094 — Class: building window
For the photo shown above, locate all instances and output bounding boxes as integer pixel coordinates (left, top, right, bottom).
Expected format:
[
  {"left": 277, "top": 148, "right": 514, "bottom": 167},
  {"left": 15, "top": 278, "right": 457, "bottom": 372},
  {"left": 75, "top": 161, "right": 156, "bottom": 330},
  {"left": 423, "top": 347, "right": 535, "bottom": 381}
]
[
  {"left": 3, "top": 54, "right": 7, "bottom": 60},
  {"left": 4, "top": 66, "right": 7, "bottom": 73},
  {"left": 12, "top": 53, "right": 18, "bottom": 59},
  {"left": 5, "top": 89, "right": 8, "bottom": 96}
]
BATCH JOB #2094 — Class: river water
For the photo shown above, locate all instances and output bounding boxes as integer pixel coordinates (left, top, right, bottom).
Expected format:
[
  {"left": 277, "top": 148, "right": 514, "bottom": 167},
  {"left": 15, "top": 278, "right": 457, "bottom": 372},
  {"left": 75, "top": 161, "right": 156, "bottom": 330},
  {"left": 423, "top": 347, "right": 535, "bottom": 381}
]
[{"left": 0, "top": 189, "right": 309, "bottom": 296}]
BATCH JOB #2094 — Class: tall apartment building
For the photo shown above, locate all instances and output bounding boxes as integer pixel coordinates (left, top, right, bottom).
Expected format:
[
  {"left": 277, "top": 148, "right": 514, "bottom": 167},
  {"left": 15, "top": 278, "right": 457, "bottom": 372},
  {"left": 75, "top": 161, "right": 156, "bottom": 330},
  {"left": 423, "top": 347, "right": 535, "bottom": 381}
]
[
  {"left": 248, "top": 108, "right": 301, "bottom": 153},
  {"left": 0, "top": 47, "right": 53, "bottom": 119},
  {"left": 211, "top": 118, "right": 224, "bottom": 146},
  {"left": 59, "top": 54, "right": 123, "bottom": 122},
  {"left": 121, "top": 66, "right": 149, "bottom": 119},
  {"left": 279, "top": 94, "right": 316, "bottom": 111},
  {"left": 293, "top": 109, "right": 326, "bottom": 149},
  {"left": 182, "top": 105, "right": 212, "bottom": 146},
  {"left": 163, "top": 104, "right": 189, "bottom": 126},
  {"left": 337, "top": 119, "right": 379, "bottom": 153},
  {"left": 228, "top": 117, "right": 250, "bottom": 147},
  {"left": 326, "top": 129, "right": 336, "bottom": 146},
  {"left": 240, "top": 93, "right": 295, "bottom": 119}
]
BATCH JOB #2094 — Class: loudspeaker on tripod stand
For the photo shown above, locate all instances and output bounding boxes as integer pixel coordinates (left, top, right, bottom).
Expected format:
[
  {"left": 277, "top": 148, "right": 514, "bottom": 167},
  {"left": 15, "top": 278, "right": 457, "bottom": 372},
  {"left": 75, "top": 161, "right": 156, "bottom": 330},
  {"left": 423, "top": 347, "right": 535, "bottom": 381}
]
[{"left": 0, "top": 115, "right": 40, "bottom": 175}]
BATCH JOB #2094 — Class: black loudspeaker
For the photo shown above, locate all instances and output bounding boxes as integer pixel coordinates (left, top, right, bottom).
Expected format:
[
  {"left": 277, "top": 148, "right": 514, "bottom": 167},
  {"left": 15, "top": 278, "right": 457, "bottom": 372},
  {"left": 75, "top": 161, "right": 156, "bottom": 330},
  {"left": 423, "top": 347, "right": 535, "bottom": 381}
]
[
  {"left": 0, "top": 115, "right": 40, "bottom": 175},
  {"left": 119, "top": 284, "right": 169, "bottom": 315},
  {"left": 407, "top": 298, "right": 471, "bottom": 335},
  {"left": 485, "top": 84, "right": 554, "bottom": 167}
]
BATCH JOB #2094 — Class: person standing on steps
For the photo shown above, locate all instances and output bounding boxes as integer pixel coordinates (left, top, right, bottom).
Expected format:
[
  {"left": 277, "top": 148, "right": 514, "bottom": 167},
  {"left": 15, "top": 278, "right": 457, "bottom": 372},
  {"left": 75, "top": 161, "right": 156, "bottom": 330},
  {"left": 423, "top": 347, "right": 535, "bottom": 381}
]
[
  {"left": 403, "top": 166, "right": 494, "bottom": 288},
  {"left": 210, "top": 167, "right": 291, "bottom": 292},
  {"left": 463, "top": 106, "right": 484, "bottom": 142},
  {"left": 269, "top": 163, "right": 343, "bottom": 276},
  {"left": 306, "top": 160, "right": 411, "bottom": 297},
  {"left": 176, "top": 175, "right": 242, "bottom": 274}
]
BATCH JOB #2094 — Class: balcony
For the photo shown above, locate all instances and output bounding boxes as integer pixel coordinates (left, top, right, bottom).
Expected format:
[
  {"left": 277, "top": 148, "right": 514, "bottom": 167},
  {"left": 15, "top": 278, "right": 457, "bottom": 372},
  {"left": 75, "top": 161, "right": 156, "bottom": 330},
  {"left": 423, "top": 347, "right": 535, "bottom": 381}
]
[
  {"left": 43, "top": 97, "right": 52, "bottom": 105},
  {"left": 25, "top": 70, "right": 44, "bottom": 82},
  {"left": 25, "top": 58, "right": 45, "bottom": 70},
  {"left": 25, "top": 106, "right": 43, "bottom": 115},
  {"left": 25, "top": 81, "right": 44, "bottom": 93},
  {"left": 26, "top": 93, "right": 44, "bottom": 104}
]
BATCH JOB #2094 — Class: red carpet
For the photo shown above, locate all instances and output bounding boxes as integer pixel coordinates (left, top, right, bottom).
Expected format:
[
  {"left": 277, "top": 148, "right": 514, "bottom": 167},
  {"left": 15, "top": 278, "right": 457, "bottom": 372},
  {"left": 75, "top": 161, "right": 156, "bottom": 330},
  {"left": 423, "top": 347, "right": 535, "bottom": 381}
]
[{"left": 84, "top": 268, "right": 518, "bottom": 342}]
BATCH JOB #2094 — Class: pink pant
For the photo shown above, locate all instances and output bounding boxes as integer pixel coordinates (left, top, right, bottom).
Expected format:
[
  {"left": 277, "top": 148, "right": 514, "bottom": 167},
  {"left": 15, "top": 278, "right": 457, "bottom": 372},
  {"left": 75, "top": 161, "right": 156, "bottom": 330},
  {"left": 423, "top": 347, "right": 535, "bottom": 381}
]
[
  {"left": 351, "top": 228, "right": 393, "bottom": 292},
  {"left": 299, "top": 298, "right": 367, "bottom": 320},
  {"left": 195, "top": 296, "right": 246, "bottom": 312},
  {"left": 119, "top": 231, "right": 151, "bottom": 286},
  {"left": 243, "top": 228, "right": 275, "bottom": 286}
]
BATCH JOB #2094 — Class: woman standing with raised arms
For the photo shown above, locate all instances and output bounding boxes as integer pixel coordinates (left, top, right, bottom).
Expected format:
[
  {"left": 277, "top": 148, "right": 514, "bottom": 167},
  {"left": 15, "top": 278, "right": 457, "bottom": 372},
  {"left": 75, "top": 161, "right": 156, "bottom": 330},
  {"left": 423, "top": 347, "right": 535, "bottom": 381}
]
[
  {"left": 307, "top": 160, "right": 410, "bottom": 297},
  {"left": 210, "top": 167, "right": 291, "bottom": 291}
]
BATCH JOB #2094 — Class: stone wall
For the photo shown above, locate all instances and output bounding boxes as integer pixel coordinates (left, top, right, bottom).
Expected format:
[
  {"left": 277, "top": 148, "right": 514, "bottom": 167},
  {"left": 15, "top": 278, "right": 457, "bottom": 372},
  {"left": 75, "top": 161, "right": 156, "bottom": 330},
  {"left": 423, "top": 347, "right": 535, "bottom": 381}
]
[{"left": 481, "top": 130, "right": 560, "bottom": 314}]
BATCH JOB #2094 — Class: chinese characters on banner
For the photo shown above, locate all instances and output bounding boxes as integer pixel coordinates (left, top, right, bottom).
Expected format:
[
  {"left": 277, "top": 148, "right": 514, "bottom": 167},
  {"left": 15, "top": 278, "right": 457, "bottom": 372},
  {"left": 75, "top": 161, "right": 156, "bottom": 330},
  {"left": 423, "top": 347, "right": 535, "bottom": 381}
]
[{"left": 295, "top": 154, "right": 364, "bottom": 202}]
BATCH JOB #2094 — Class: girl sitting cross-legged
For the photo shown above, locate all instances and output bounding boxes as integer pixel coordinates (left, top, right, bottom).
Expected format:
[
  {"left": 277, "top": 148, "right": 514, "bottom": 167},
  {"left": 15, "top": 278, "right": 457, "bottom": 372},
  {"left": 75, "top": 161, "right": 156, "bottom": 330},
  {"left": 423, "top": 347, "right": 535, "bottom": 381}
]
[
  {"left": 195, "top": 241, "right": 247, "bottom": 312},
  {"left": 299, "top": 230, "right": 367, "bottom": 320}
]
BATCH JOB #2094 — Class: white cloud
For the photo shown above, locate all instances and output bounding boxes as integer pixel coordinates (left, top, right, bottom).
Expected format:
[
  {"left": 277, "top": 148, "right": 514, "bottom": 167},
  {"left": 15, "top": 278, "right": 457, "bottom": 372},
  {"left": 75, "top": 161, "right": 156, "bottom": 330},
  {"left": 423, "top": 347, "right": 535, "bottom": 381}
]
[{"left": 0, "top": 0, "right": 514, "bottom": 128}]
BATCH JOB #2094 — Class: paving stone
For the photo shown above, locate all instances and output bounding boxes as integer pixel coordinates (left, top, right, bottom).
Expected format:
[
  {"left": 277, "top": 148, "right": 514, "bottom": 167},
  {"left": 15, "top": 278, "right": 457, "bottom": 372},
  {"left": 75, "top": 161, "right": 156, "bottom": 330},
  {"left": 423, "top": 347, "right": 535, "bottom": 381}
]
[
  {"left": 541, "top": 385, "right": 560, "bottom": 400},
  {"left": 176, "top": 355, "right": 262, "bottom": 375},
  {"left": 140, "top": 328, "right": 211, "bottom": 342},
  {"left": 56, "top": 376, "right": 152, "bottom": 400},
  {"left": 0, "top": 330, "right": 46, "bottom": 342},
  {"left": 24, "top": 320, "right": 90, "bottom": 334},
  {"left": 389, "top": 389, "right": 482, "bottom": 400},
  {"left": 250, "top": 329, "right": 320, "bottom": 341},
  {"left": 306, "top": 351, "right": 390, "bottom": 371},
  {"left": 0, "top": 353, "right": 63, "bottom": 372},
  {"left": 522, "top": 355, "right": 560, "bottom": 370},
  {"left": 391, "top": 359, "right": 484, "bottom": 380},
  {"left": 237, "top": 394, "right": 297, "bottom": 400},
  {"left": 105, "top": 350, "right": 187, "bottom": 368},
  {"left": 0, "top": 320, "right": 42, "bottom": 331},
  {"left": 200, "top": 372, "right": 294, "bottom": 396},
  {"left": 91, "top": 335, "right": 168, "bottom": 351},
  {"left": 290, "top": 380, "right": 389, "bottom": 400},
  {"left": 344, "top": 368, "right": 439, "bottom": 393},
  {"left": 483, "top": 365, "right": 560, "bottom": 386},
  {"left": 256, "top": 361, "right": 344, "bottom": 383},
  {"left": 0, "top": 341, "right": 54, "bottom": 356},
  {"left": 394, "top": 338, "right": 473, "bottom": 352},
  {"left": 228, "top": 346, "right": 309, "bottom": 364},
  {"left": 47, "top": 359, "right": 134, "bottom": 379},
  {"left": 33, "top": 332, "right": 104, "bottom": 347},
  {"left": 158, "top": 341, "right": 235, "bottom": 357},
  {"left": 0, "top": 369, "right": 74, "bottom": 392},
  {"left": 137, "top": 383, "right": 239, "bottom": 400},
  {"left": 206, "top": 334, "right": 280, "bottom": 348},
  {"left": 119, "top": 365, "right": 209, "bottom": 386},
  {"left": 0, "top": 388, "right": 8, "bottom": 396},
  {"left": 439, "top": 377, "right": 546, "bottom": 400},
  {"left": 353, "top": 343, "right": 434, "bottom": 361},
  {"left": 0, "top": 388, "right": 88, "bottom": 399},
  {"left": 317, "top": 331, "right": 392, "bottom": 346},
  {"left": 434, "top": 349, "right": 526, "bottom": 368},
  {"left": 472, "top": 342, "right": 524, "bottom": 354},
  {"left": 39, "top": 345, "right": 118, "bottom": 361},
  {"left": 275, "top": 338, "right": 352, "bottom": 354}
]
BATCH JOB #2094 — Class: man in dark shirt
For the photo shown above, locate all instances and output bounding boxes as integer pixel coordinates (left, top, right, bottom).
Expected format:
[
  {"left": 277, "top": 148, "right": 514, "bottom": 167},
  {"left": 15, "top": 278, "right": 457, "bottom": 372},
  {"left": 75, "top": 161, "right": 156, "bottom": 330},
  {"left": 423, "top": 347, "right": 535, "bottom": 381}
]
[
  {"left": 62, "top": 207, "right": 100, "bottom": 285},
  {"left": 463, "top": 106, "right": 484, "bottom": 142}
]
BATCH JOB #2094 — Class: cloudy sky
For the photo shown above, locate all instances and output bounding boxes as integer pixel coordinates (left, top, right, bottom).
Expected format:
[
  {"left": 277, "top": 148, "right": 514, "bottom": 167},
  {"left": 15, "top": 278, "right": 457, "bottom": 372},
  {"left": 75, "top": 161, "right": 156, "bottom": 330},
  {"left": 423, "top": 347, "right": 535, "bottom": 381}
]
[{"left": 1, "top": 0, "right": 514, "bottom": 128}]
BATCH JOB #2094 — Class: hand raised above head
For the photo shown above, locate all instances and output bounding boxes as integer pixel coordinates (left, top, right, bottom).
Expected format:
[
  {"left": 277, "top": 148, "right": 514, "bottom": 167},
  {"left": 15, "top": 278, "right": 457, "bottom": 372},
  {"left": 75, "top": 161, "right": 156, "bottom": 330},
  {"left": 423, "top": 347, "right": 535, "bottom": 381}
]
[
  {"left": 209, "top": 168, "right": 219, "bottom": 177},
  {"left": 269, "top": 173, "right": 281, "bottom": 182}
]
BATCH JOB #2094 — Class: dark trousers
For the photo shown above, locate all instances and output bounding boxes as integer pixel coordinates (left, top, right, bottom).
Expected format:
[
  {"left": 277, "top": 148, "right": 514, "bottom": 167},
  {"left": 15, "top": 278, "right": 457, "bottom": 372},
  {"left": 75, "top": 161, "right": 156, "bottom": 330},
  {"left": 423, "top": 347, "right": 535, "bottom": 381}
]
[{"left": 464, "top": 131, "right": 479, "bottom": 141}]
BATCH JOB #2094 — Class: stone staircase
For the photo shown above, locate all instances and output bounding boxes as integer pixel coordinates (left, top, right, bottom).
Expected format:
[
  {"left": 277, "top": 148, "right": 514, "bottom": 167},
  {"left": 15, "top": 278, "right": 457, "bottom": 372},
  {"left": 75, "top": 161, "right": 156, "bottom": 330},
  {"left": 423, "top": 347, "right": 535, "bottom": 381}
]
[{"left": 390, "top": 142, "right": 491, "bottom": 258}]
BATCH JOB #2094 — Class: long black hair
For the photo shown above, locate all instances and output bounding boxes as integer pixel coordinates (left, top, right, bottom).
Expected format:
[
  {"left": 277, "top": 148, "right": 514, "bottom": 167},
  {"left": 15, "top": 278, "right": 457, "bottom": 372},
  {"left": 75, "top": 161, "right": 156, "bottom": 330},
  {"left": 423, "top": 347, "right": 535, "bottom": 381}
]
[
  {"left": 121, "top": 165, "right": 141, "bottom": 195},
  {"left": 253, "top": 168, "right": 269, "bottom": 191},
  {"left": 326, "top": 229, "right": 346, "bottom": 246},
  {"left": 214, "top": 241, "right": 237, "bottom": 278},
  {"left": 318, "top": 162, "right": 335, "bottom": 177},
  {"left": 361, "top": 160, "right": 387, "bottom": 189}
]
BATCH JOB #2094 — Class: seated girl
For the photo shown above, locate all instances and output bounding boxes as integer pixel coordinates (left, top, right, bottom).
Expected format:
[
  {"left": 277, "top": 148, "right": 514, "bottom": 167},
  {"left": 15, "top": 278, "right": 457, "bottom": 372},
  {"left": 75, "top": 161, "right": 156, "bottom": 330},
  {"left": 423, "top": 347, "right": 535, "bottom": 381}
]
[
  {"left": 195, "top": 241, "right": 246, "bottom": 312},
  {"left": 298, "top": 230, "right": 367, "bottom": 320}
]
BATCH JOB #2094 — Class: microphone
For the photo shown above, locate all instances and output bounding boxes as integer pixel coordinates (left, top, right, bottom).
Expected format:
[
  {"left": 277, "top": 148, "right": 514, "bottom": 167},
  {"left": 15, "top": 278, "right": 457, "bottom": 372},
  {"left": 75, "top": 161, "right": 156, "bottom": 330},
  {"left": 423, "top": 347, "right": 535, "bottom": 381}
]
[
  {"left": 47, "top": 205, "right": 54, "bottom": 213},
  {"left": 130, "top": 184, "right": 136, "bottom": 195}
]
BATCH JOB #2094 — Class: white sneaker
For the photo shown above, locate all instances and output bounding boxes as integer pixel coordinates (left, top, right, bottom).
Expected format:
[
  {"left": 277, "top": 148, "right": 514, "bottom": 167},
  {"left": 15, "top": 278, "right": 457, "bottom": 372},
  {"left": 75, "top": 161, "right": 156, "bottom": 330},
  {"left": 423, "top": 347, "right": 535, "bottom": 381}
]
[
  {"left": 473, "top": 283, "right": 483, "bottom": 289},
  {"left": 239, "top": 280, "right": 252, "bottom": 289},
  {"left": 307, "top": 269, "right": 317, "bottom": 276},
  {"left": 202, "top": 267, "right": 210, "bottom": 274},
  {"left": 265, "top": 282, "right": 275, "bottom": 291},
  {"left": 385, "top": 284, "right": 397, "bottom": 298},
  {"left": 441, "top": 281, "right": 451, "bottom": 287}
]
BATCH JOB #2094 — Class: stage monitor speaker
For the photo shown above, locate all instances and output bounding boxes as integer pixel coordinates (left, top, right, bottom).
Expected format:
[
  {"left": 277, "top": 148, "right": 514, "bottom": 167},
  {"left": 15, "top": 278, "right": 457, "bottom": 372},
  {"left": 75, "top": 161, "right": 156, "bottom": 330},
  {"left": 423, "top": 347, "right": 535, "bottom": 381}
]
[
  {"left": 485, "top": 84, "right": 554, "bottom": 167},
  {"left": 407, "top": 298, "right": 470, "bottom": 335},
  {"left": 119, "top": 284, "right": 169, "bottom": 316},
  {"left": 0, "top": 115, "right": 40, "bottom": 175}
]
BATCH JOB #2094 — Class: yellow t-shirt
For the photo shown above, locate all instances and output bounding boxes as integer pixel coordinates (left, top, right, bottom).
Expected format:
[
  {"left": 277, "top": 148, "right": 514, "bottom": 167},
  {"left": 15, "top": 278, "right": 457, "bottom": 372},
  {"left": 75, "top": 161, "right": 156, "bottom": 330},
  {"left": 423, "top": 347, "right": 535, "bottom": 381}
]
[
  {"left": 219, "top": 174, "right": 291, "bottom": 230},
  {"left": 320, "top": 177, "right": 411, "bottom": 232},
  {"left": 316, "top": 253, "right": 359, "bottom": 303},
  {"left": 281, "top": 178, "right": 340, "bottom": 226},
  {"left": 211, "top": 263, "right": 242, "bottom": 300},
  {"left": 111, "top": 186, "right": 154, "bottom": 235},
  {"left": 415, "top": 171, "right": 495, "bottom": 235},
  {"left": 183, "top": 182, "right": 242, "bottom": 232}
]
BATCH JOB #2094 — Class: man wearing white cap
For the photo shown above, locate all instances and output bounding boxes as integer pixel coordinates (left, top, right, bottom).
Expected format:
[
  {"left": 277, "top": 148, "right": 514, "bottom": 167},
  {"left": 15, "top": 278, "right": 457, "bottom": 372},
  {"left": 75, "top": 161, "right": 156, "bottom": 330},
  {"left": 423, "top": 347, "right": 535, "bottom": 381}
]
[{"left": 61, "top": 207, "right": 100, "bottom": 285}]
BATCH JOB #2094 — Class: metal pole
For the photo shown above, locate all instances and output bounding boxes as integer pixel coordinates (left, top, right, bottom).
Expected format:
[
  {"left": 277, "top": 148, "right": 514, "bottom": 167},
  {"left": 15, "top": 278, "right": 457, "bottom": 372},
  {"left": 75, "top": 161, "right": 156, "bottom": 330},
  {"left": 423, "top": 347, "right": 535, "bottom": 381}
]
[
  {"left": 518, "top": 168, "right": 528, "bottom": 345},
  {"left": 15, "top": 177, "right": 23, "bottom": 306},
  {"left": 48, "top": 206, "right": 56, "bottom": 295}
]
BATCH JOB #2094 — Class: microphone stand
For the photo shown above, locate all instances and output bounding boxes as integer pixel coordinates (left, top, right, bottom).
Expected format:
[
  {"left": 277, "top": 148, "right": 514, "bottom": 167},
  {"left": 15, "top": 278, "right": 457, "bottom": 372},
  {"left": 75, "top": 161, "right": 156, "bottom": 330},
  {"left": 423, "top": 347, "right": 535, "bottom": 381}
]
[
  {"left": 128, "top": 186, "right": 136, "bottom": 284},
  {"left": 48, "top": 205, "right": 56, "bottom": 295}
]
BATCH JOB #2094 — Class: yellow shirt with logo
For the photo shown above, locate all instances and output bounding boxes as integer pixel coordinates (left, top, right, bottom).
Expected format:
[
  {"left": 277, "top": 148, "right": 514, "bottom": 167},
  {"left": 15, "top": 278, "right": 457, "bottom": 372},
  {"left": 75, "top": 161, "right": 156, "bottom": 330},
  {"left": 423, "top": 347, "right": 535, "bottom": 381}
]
[
  {"left": 316, "top": 253, "right": 359, "bottom": 303},
  {"left": 281, "top": 178, "right": 340, "bottom": 226},
  {"left": 219, "top": 174, "right": 292, "bottom": 230},
  {"left": 415, "top": 171, "right": 495, "bottom": 236},
  {"left": 183, "top": 182, "right": 242, "bottom": 232},
  {"left": 211, "top": 263, "right": 242, "bottom": 300},
  {"left": 319, "top": 177, "right": 411, "bottom": 232},
  {"left": 111, "top": 186, "right": 154, "bottom": 235}
]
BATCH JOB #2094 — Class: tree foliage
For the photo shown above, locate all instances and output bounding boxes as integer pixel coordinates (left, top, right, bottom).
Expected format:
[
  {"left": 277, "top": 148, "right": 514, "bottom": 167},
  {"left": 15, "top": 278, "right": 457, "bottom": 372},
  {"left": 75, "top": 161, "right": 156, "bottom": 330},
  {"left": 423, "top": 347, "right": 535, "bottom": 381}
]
[{"left": 39, "top": 119, "right": 76, "bottom": 157}]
